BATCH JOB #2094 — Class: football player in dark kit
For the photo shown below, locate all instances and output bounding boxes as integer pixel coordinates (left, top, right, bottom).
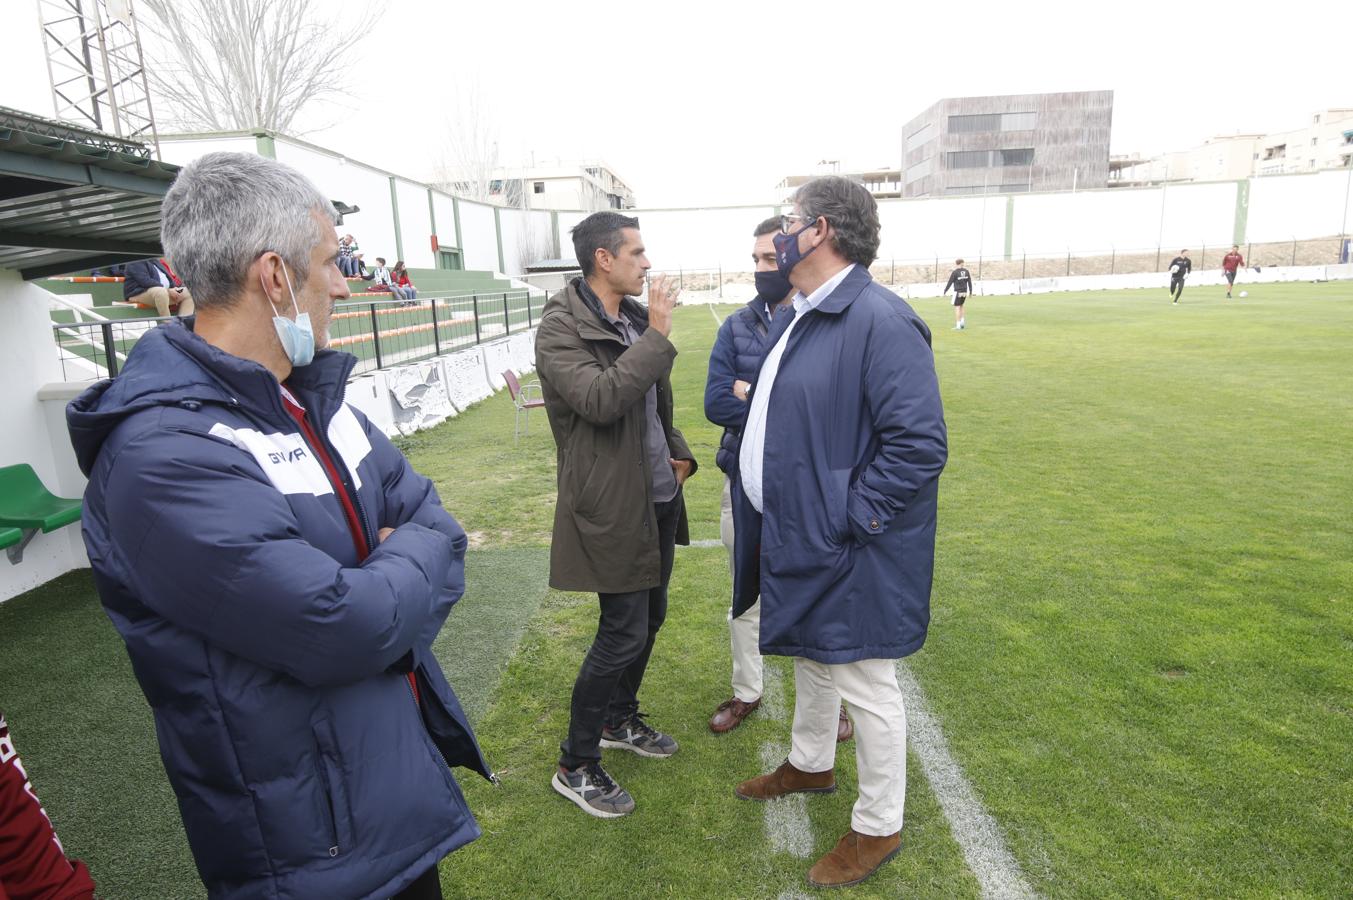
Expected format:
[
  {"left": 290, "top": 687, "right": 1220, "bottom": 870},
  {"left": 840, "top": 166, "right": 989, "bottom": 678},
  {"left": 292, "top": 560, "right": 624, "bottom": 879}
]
[
  {"left": 1167, "top": 249, "right": 1192, "bottom": 304},
  {"left": 943, "top": 258, "right": 972, "bottom": 329}
]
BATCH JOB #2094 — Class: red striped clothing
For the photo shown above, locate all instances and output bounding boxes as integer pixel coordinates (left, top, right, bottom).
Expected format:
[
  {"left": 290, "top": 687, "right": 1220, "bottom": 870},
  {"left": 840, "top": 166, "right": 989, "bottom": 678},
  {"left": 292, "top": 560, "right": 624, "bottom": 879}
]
[{"left": 0, "top": 714, "right": 96, "bottom": 900}]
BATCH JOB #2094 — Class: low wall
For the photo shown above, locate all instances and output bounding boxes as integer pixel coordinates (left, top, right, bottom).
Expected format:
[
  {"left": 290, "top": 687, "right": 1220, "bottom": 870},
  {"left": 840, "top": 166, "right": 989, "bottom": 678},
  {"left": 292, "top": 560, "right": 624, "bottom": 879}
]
[{"left": 676, "top": 263, "right": 1353, "bottom": 306}]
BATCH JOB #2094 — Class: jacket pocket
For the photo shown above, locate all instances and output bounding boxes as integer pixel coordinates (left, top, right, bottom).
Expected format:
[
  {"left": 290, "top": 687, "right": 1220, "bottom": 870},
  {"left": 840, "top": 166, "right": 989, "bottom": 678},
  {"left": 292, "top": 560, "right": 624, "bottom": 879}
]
[
  {"left": 827, "top": 468, "right": 853, "bottom": 545},
  {"left": 311, "top": 717, "right": 355, "bottom": 856}
]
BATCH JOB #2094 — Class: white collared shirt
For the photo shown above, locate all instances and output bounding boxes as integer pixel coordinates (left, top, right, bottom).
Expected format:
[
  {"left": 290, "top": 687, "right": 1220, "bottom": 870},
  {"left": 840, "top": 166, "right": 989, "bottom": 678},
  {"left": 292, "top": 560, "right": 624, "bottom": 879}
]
[{"left": 739, "top": 263, "right": 855, "bottom": 513}]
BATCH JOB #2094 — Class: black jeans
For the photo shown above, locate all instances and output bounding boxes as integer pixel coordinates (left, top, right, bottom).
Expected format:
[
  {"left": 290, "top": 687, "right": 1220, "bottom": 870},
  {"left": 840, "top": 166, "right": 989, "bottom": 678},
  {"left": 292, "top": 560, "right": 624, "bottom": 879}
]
[
  {"left": 559, "top": 493, "right": 680, "bottom": 769},
  {"left": 391, "top": 865, "right": 442, "bottom": 900}
]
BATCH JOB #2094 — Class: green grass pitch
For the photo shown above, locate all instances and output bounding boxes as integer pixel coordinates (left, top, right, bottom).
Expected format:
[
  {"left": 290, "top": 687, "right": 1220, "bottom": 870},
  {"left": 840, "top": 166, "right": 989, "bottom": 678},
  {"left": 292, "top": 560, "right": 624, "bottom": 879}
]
[{"left": 0, "top": 280, "right": 1347, "bottom": 897}]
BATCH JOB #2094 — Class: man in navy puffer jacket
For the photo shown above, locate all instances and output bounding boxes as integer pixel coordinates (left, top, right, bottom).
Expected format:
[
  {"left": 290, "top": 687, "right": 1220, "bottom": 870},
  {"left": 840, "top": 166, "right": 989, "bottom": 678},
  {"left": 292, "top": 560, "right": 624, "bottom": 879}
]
[
  {"left": 67, "top": 152, "right": 488, "bottom": 900},
  {"left": 703, "top": 217, "right": 849, "bottom": 740}
]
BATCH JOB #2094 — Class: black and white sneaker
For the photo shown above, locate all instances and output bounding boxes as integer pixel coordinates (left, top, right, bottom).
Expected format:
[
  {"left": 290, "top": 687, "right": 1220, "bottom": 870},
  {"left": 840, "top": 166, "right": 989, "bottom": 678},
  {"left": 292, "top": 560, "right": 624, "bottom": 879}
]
[
  {"left": 551, "top": 762, "right": 635, "bottom": 818},
  {"left": 600, "top": 713, "right": 678, "bottom": 758}
]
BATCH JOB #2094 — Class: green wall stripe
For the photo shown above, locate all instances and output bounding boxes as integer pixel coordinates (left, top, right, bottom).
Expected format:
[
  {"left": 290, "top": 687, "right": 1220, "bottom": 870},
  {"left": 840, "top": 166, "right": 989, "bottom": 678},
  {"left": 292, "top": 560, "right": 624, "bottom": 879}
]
[
  {"left": 493, "top": 207, "right": 505, "bottom": 273},
  {"left": 1004, "top": 196, "right": 1015, "bottom": 260},
  {"left": 389, "top": 177, "right": 403, "bottom": 261},
  {"left": 1232, "top": 180, "right": 1250, "bottom": 246}
]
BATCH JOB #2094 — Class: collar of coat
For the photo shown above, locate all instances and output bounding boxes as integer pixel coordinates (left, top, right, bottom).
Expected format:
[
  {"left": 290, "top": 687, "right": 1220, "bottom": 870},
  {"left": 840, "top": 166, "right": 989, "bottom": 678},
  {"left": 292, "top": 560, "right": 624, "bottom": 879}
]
[
  {"left": 569, "top": 276, "right": 650, "bottom": 343},
  {"left": 807, "top": 263, "right": 873, "bottom": 315}
]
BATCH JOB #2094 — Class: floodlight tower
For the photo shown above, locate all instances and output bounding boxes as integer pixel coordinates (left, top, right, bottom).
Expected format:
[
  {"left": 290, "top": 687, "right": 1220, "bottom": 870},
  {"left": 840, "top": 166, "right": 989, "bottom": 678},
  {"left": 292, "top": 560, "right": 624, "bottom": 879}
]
[{"left": 36, "top": 0, "right": 160, "bottom": 157}]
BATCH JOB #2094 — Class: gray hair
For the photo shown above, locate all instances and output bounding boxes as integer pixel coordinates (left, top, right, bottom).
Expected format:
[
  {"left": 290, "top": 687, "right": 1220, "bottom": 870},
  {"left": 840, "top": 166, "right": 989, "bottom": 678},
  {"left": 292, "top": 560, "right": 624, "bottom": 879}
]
[
  {"left": 161, "top": 152, "right": 337, "bottom": 309},
  {"left": 793, "top": 176, "right": 881, "bottom": 267}
]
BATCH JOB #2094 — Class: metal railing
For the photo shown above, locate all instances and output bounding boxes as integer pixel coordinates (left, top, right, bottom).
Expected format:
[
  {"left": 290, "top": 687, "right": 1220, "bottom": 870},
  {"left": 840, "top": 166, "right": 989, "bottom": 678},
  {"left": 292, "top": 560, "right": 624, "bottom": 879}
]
[{"left": 51, "top": 289, "right": 547, "bottom": 382}]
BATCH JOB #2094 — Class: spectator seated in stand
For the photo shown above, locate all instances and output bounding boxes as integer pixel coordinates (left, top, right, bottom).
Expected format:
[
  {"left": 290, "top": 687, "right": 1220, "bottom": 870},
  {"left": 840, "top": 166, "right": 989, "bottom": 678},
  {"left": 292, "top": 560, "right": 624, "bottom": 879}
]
[
  {"left": 338, "top": 233, "right": 360, "bottom": 276},
  {"left": 392, "top": 261, "right": 417, "bottom": 305},
  {"left": 123, "top": 257, "right": 194, "bottom": 317},
  {"left": 368, "top": 257, "right": 395, "bottom": 294},
  {"left": 353, "top": 252, "right": 371, "bottom": 280}
]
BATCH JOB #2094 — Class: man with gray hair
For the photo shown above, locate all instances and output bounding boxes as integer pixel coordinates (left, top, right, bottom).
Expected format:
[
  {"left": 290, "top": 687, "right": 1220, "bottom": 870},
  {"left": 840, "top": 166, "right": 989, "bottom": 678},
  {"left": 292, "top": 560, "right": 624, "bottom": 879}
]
[
  {"left": 731, "top": 176, "right": 947, "bottom": 888},
  {"left": 67, "top": 152, "right": 489, "bottom": 900}
]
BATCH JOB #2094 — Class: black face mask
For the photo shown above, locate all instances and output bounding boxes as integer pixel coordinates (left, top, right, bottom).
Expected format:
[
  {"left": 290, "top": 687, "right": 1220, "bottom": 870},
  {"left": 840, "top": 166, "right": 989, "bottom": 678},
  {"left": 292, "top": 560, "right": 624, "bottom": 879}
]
[{"left": 754, "top": 269, "right": 794, "bottom": 303}]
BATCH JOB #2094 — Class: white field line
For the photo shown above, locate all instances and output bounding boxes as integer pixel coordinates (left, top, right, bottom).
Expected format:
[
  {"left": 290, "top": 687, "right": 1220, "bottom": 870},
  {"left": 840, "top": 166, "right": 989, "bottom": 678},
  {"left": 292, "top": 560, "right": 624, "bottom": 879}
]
[
  {"left": 758, "top": 742, "right": 814, "bottom": 859},
  {"left": 897, "top": 662, "right": 1039, "bottom": 900},
  {"left": 709, "top": 305, "right": 724, "bottom": 326},
  {"left": 686, "top": 538, "right": 724, "bottom": 548}
]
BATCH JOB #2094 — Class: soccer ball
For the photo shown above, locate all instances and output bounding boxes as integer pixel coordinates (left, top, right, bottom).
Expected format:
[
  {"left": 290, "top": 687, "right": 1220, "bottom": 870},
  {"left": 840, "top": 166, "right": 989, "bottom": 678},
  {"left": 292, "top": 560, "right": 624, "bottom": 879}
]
[
  {"left": 1169, "top": 264, "right": 1180, "bottom": 274},
  {"left": 1239, "top": 291, "right": 1248, "bottom": 297}
]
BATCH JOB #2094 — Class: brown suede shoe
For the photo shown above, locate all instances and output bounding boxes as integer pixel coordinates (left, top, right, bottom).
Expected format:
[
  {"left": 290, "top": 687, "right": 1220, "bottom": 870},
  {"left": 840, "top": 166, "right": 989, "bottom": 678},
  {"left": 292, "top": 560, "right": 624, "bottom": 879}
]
[
  {"left": 807, "top": 828, "right": 902, "bottom": 888},
  {"left": 735, "top": 760, "right": 835, "bottom": 800},
  {"left": 837, "top": 706, "right": 854, "bottom": 743},
  {"left": 710, "top": 697, "right": 761, "bottom": 733}
]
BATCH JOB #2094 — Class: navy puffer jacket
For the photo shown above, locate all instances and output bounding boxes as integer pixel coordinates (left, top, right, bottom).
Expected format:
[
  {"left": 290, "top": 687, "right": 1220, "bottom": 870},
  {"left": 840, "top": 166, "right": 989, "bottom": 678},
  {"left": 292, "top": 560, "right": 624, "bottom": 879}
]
[
  {"left": 704, "top": 297, "right": 783, "bottom": 473},
  {"left": 67, "top": 322, "right": 489, "bottom": 900}
]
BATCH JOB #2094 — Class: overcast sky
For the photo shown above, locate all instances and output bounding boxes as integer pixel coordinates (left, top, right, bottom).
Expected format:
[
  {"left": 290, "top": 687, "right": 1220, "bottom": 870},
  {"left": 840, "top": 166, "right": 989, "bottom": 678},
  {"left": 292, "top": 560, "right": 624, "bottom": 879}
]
[{"left": 4, "top": 0, "right": 1349, "bottom": 207}]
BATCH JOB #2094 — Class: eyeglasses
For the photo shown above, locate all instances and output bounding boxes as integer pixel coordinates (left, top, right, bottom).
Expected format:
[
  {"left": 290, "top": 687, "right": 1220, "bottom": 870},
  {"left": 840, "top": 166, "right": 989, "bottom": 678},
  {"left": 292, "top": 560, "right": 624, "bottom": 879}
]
[{"left": 779, "top": 213, "right": 818, "bottom": 234}]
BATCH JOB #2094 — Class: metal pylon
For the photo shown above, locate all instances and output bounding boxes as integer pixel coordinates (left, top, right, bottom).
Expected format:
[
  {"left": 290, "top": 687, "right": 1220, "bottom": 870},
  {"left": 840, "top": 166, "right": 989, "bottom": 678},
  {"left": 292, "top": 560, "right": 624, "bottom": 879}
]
[{"left": 36, "top": 0, "right": 160, "bottom": 157}]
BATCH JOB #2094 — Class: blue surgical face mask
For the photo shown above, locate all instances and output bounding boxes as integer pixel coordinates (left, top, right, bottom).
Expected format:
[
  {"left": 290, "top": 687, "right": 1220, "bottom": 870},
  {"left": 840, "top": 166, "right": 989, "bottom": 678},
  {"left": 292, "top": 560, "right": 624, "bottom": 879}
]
[
  {"left": 754, "top": 269, "right": 794, "bottom": 303},
  {"left": 772, "top": 218, "right": 821, "bottom": 277},
  {"left": 263, "top": 260, "right": 315, "bottom": 368}
]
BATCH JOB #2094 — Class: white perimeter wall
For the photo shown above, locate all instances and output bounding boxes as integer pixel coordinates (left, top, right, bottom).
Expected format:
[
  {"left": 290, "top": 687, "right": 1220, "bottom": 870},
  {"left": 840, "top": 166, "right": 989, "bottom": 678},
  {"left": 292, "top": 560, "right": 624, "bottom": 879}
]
[
  {"left": 457, "top": 200, "right": 500, "bottom": 273},
  {"left": 1248, "top": 169, "right": 1353, "bottom": 243},
  {"left": 499, "top": 208, "right": 553, "bottom": 274},
  {"left": 395, "top": 178, "right": 435, "bottom": 268},
  {"left": 878, "top": 195, "right": 1005, "bottom": 262},
  {"left": 158, "top": 134, "right": 1353, "bottom": 274},
  {"left": 0, "top": 271, "right": 89, "bottom": 602},
  {"left": 272, "top": 140, "right": 401, "bottom": 266}
]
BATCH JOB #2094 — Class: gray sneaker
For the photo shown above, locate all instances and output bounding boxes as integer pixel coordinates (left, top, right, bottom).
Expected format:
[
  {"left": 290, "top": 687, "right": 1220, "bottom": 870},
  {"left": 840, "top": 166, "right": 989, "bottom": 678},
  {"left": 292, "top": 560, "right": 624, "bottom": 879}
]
[
  {"left": 551, "top": 762, "right": 635, "bottom": 818},
  {"left": 600, "top": 713, "right": 678, "bottom": 758}
]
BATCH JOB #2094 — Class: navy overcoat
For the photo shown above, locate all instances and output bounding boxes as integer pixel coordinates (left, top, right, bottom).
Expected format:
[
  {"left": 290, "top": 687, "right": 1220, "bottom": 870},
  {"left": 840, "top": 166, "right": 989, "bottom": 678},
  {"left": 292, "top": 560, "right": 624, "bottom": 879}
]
[{"left": 730, "top": 266, "right": 947, "bottom": 663}]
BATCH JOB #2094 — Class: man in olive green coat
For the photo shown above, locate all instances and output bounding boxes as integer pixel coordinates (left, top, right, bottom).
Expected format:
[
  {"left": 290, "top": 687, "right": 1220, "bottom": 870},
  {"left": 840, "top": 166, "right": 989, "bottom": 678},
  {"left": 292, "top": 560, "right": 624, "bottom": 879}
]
[{"left": 535, "top": 211, "right": 697, "bottom": 819}]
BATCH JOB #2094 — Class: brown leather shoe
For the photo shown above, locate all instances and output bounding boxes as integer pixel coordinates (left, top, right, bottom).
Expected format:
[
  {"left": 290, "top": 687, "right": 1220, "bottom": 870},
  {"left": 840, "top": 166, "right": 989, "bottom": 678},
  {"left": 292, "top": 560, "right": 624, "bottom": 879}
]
[
  {"left": 710, "top": 697, "right": 760, "bottom": 733},
  {"left": 837, "top": 706, "right": 854, "bottom": 743},
  {"left": 807, "top": 828, "right": 902, "bottom": 888},
  {"left": 735, "top": 760, "right": 835, "bottom": 800}
]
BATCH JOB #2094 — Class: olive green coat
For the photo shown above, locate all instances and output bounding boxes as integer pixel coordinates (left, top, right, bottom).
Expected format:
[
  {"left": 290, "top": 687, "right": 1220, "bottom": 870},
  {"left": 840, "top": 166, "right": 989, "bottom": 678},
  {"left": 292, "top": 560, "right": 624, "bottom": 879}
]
[{"left": 534, "top": 280, "right": 696, "bottom": 594}]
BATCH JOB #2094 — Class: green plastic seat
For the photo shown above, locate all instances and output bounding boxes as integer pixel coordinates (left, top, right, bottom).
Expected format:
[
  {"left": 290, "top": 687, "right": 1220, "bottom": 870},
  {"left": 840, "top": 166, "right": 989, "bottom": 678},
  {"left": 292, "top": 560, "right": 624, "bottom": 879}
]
[
  {"left": 0, "top": 527, "right": 22, "bottom": 549},
  {"left": 0, "top": 464, "right": 83, "bottom": 532}
]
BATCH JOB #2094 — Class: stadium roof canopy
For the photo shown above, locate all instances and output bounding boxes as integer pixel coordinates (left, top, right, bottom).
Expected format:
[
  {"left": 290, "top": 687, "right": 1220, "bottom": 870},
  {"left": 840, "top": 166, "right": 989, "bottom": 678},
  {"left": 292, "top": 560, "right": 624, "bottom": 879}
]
[{"left": 0, "top": 106, "right": 177, "bottom": 280}]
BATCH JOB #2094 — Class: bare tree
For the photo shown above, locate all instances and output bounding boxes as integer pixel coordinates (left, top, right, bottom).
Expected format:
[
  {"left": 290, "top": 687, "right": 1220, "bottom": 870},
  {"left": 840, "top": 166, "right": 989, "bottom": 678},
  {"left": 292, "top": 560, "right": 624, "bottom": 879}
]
[
  {"left": 138, "top": 0, "right": 381, "bottom": 133},
  {"left": 432, "top": 79, "right": 502, "bottom": 204}
]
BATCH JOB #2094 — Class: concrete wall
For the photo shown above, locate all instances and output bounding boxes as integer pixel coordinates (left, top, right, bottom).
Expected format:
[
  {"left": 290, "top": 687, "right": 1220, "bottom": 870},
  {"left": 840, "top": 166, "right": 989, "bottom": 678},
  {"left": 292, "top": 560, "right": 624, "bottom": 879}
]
[
  {"left": 457, "top": 200, "right": 500, "bottom": 273},
  {"left": 431, "top": 192, "right": 460, "bottom": 255},
  {"left": 394, "top": 178, "right": 436, "bottom": 269},
  {"left": 156, "top": 133, "right": 1353, "bottom": 276},
  {"left": 272, "top": 140, "right": 402, "bottom": 266},
  {"left": 0, "top": 271, "right": 89, "bottom": 602},
  {"left": 1247, "top": 169, "right": 1353, "bottom": 244}
]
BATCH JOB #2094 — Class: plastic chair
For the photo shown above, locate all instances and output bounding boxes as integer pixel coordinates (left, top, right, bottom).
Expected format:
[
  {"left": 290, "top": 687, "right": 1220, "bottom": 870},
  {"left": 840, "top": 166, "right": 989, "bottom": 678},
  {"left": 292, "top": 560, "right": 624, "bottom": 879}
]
[
  {"left": 0, "top": 464, "right": 84, "bottom": 564},
  {"left": 503, "top": 370, "right": 545, "bottom": 442}
]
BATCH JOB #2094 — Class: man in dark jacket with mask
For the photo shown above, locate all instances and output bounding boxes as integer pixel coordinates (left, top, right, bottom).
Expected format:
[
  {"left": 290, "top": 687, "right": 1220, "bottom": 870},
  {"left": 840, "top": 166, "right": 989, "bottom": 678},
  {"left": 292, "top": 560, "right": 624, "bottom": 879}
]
[
  {"left": 535, "top": 212, "right": 697, "bottom": 819},
  {"left": 731, "top": 177, "right": 947, "bottom": 889},
  {"left": 703, "top": 217, "right": 851, "bottom": 742},
  {"left": 67, "top": 152, "right": 488, "bottom": 900}
]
